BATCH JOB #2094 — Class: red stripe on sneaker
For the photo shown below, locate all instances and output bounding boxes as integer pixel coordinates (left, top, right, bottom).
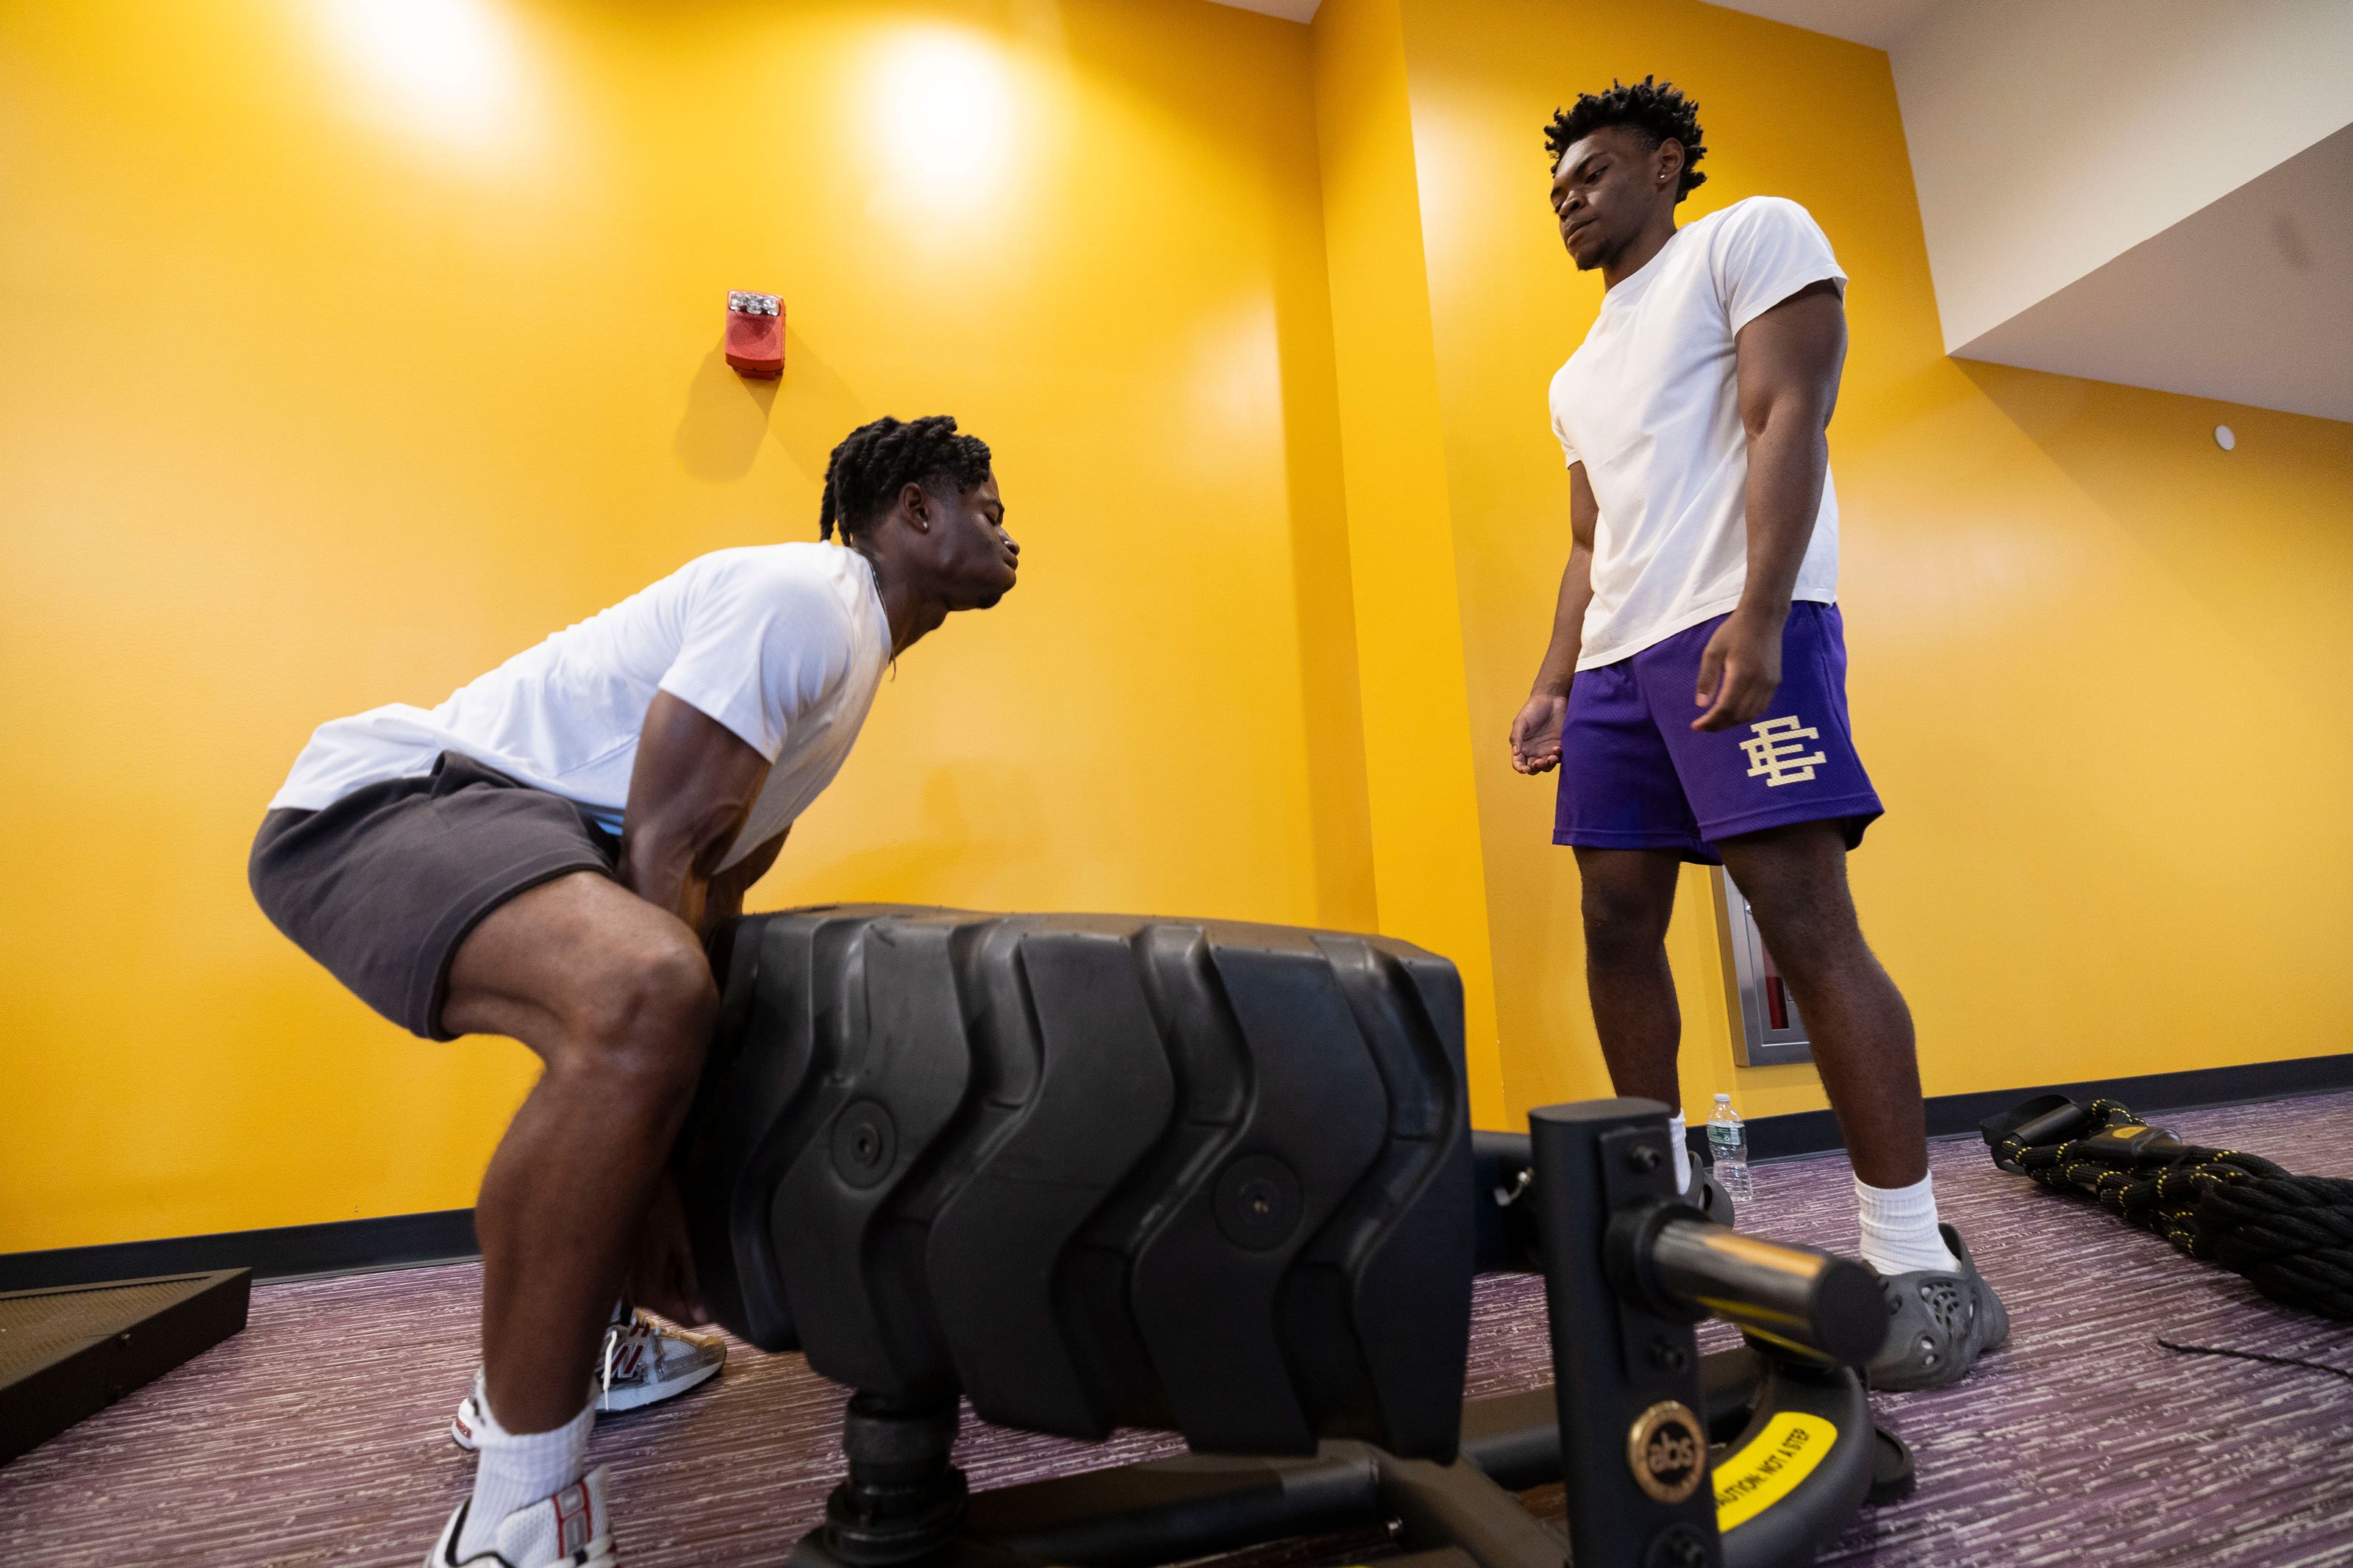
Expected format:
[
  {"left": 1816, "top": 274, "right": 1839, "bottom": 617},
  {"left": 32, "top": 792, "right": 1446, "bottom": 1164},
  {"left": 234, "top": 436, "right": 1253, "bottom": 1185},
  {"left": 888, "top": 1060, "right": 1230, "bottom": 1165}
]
[{"left": 554, "top": 1481, "right": 590, "bottom": 1555}]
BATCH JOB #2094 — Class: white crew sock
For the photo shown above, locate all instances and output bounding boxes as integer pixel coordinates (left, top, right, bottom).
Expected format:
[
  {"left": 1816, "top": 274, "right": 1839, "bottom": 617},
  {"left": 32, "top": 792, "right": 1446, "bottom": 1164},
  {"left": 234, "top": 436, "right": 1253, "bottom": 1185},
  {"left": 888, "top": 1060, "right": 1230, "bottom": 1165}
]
[
  {"left": 457, "top": 1372, "right": 595, "bottom": 1560},
  {"left": 1854, "top": 1173, "right": 1962, "bottom": 1275},
  {"left": 1668, "top": 1111, "right": 1692, "bottom": 1195}
]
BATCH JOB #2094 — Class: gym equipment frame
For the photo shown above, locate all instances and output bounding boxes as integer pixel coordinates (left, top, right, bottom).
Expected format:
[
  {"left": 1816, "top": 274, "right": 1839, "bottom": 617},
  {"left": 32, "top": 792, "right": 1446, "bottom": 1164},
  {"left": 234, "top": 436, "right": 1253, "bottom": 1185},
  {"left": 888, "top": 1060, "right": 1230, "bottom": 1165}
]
[{"left": 679, "top": 907, "right": 1907, "bottom": 1568}]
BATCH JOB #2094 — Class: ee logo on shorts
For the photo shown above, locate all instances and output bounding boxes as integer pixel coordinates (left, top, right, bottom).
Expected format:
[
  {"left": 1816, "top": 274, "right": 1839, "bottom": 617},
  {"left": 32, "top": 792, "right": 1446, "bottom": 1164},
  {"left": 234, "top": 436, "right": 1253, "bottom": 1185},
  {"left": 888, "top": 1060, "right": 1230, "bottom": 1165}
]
[{"left": 1741, "top": 715, "right": 1827, "bottom": 787}]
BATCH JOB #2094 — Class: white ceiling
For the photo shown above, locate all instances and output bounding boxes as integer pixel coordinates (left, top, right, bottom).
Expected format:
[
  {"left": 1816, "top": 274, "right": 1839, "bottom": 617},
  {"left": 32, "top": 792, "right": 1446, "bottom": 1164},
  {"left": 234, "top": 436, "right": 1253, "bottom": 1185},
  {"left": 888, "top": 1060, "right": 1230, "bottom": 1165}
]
[
  {"left": 1699, "top": 0, "right": 1943, "bottom": 50},
  {"left": 1202, "top": 0, "right": 2350, "bottom": 423},
  {"left": 1206, "top": 0, "right": 1321, "bottom": 21},
  {"left": 1209, "top": 0, "right": 1938, "bottom": 35},
  {"left": 1955, "top": 121, "right": 2353, "bottom": 422}
]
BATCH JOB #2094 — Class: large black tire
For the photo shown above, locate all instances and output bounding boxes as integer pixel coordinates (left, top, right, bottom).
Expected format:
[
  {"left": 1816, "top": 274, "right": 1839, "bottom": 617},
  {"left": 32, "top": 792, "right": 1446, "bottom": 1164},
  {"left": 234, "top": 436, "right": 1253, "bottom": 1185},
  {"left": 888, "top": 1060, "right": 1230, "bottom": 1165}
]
[{"left": 676, "top": 905, "right": 1474, "bottom": 1460}]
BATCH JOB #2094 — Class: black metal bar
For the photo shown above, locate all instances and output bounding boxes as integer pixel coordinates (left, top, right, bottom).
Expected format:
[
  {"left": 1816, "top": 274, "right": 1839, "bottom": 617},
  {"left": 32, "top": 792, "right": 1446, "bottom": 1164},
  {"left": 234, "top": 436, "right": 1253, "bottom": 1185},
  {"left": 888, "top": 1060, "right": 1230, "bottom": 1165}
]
[
  {"left": 1371, "top": 1450, "right": 1564, "bottom": 1568},
  {"left": 966, "top": 1442, "right": 1566, "bottom": 1568},
  {"left": 1643, "top": 1220, "right": 1883, "bottom": 1367},
  {"left": 1529, "top": 1098, "right": 1720, "bottom": 1568},
  {"left": 962, "top": 1357, "right": 1881, "bottom": 1568},
  {"left": 965, "top": 1449, "right": 1379, "bottom": 1568},
  {"left": 1455, "top": 1387, "right": 1563, "bottom": 1492}
]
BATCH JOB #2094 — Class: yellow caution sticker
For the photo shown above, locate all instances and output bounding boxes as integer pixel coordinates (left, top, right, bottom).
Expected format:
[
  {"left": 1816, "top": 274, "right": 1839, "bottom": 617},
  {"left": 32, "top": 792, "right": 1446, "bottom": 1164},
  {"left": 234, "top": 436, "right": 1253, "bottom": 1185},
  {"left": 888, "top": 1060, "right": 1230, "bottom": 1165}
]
[{"left": 1715, "top": 1411, "right": 1838, "bottom": 1532}]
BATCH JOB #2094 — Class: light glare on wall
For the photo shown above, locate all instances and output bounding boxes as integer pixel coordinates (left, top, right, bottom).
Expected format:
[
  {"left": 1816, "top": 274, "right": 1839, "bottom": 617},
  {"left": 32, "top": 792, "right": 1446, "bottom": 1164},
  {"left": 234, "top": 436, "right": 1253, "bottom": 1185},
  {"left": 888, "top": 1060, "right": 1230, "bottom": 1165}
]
[
  {"left": 317, "top": 0, "right": 527, "bottom": 149},
  {"left": 872, "top": 31, "right": 1015, "bottom": 210}
]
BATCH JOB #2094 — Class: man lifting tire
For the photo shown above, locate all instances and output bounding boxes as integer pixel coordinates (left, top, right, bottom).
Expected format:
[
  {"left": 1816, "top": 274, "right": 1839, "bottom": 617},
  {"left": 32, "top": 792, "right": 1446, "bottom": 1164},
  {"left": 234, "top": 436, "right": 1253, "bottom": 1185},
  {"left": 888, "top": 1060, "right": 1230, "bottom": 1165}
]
[
  {"left": 249, "top": 416, "right": 1018, "bottom": 1568},
  {"left": 1504, "top": 79, "right": 2007, "bottom": 1392}
]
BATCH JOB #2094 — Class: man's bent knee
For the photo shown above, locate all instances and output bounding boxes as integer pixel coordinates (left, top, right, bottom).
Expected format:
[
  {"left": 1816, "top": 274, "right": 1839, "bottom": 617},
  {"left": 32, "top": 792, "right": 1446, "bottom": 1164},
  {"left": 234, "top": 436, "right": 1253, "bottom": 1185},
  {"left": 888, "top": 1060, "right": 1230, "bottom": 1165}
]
[{"left": 563, "top": 938, "right": 719, "bottom": 1114}]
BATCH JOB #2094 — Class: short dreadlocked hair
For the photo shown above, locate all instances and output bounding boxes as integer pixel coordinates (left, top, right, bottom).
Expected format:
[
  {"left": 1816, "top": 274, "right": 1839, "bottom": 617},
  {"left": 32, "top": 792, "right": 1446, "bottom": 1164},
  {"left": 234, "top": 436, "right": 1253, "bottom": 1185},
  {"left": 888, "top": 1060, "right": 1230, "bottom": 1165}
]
[
  {"left": 819, "top": 415, "right": 993, "bottom": 542},
  {"left": 1544, "top": 76, "right": 1707, "bottom": 201}
]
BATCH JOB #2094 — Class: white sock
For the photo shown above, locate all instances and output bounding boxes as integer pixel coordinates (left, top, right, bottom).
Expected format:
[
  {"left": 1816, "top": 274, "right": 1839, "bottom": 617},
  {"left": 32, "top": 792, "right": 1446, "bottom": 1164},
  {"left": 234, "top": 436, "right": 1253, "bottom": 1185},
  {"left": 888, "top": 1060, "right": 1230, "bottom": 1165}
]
[
  {"left": 457, "top": 1372, "right": 595, "bottom": 1559},
  {"left": 1668, "top": 1111, "right": 1691, "bottom": 1195},
  {"left": 1854, "top": 1173, "right": 1962, "bottom": 1275}
]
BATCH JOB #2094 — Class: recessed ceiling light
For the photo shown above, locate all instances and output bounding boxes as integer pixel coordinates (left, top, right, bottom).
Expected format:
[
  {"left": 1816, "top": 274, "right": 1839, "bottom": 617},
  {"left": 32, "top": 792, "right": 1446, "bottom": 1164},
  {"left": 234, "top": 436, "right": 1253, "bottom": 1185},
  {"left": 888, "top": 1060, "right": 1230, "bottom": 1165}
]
[{"left": 2214, "top": 425, "right": 2236, "bottom": 451}]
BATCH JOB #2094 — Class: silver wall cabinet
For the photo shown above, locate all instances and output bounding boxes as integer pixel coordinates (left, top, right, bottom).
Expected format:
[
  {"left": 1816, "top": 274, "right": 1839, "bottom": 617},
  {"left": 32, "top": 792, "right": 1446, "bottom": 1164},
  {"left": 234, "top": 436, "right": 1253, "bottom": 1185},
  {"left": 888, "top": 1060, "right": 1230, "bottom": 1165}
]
[{"left": 1710, "top": 867, "right": 1813, "bottom": 1067}]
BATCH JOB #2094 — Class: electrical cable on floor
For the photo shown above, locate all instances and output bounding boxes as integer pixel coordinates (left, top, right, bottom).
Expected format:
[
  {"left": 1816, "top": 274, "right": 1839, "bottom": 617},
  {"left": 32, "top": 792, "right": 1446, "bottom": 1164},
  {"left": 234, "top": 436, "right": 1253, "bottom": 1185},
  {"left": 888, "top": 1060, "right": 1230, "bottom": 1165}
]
[{"left": 2156, "top": 1338, "right": 2353, "bottom": 1383}]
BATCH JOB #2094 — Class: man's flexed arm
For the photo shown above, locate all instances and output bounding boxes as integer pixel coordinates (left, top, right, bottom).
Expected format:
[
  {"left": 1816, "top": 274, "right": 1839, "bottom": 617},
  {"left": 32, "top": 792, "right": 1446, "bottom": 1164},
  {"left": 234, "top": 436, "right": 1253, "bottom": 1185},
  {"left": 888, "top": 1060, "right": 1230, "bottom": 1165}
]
[
  {"left": 1510, "top": 463, "right": 1600, "bottom": 775},
  {"left": 618, "top": 692, "right": 771, "bottom": 942},
  {"left": 1691, "top": 278, "right": 1846, "bottom": 731}
]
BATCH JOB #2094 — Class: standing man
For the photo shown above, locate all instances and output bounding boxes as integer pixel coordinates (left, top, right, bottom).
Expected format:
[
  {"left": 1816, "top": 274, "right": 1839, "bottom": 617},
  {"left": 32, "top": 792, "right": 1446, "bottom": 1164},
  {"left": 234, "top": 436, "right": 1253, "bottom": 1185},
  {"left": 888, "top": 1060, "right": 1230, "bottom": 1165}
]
[
  {"left": 1505, "top": 79, "right": 2006, "bottom": 1391},
  {"left": 251, "top": 416, "right": 1019, "bottom": 1567}
]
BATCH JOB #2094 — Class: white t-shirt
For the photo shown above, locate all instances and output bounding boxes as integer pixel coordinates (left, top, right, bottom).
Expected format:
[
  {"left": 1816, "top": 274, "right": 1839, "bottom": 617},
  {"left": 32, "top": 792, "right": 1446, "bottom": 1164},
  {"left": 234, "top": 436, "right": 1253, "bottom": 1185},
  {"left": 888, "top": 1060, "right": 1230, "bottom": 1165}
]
[
  {"left": 269, "top": 543, "right": 891, "bottom": 870},
  {"left": 1548, "top": 196, "right": 1848, "bottom": 670}
]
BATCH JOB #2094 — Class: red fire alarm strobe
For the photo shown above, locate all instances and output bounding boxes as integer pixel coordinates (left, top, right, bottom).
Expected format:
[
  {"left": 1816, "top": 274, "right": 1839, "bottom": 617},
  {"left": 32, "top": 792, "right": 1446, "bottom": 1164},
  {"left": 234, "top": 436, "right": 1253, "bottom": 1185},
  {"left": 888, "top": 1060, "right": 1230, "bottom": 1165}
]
[{"left": 726, "top": 290, "right": 784, "bottom": 378}]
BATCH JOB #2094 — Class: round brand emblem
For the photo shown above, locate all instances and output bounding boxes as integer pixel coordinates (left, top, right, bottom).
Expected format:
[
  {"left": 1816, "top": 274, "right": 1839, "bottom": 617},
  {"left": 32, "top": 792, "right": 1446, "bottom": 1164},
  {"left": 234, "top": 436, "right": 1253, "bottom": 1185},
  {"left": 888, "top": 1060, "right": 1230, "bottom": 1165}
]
[{"left": 1626, "top": 1400, "right": 1706, "bottom": 1504}]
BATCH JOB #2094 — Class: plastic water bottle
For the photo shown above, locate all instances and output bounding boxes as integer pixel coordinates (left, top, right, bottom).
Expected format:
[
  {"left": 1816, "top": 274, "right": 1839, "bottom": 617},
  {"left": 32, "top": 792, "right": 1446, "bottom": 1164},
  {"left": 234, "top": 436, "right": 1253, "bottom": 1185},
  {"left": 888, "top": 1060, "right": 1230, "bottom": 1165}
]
[{"left": 1706, "top": 1094, "right": 1754, "bottom": 1203}]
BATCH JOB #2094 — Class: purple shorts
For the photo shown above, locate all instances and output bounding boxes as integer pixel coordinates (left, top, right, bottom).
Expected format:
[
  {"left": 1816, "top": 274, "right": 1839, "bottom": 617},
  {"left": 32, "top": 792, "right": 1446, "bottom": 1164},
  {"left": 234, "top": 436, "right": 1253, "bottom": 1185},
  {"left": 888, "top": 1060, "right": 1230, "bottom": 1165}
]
[{"left": 1554, "top": 601, "right": 1883, "bottom": 864}]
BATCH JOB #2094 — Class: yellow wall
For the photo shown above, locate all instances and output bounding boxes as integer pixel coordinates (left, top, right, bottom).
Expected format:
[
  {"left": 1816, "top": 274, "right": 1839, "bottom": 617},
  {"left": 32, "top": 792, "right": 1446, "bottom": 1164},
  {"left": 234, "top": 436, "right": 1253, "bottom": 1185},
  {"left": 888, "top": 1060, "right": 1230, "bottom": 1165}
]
[
  {"left": 0, "top": 0, "right": 1366, "bottom": 1250},
  {"left": 1388, "top": 0, "right": 2353, "bottom": 1125},
  {"left": 1309, "top": 0, "right": 1506, "bottom": 1124},
  {"left": 7, "top": 0, "right": 2350, "bottom": 1253}
]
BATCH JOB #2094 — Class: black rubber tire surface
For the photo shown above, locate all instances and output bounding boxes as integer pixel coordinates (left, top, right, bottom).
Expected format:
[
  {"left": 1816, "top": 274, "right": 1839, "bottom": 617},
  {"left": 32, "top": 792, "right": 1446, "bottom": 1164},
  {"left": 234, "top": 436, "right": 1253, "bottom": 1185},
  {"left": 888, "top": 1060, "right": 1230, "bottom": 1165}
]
[{"left": 676, "top": 905, "right": 1474, "bottom": 1460}]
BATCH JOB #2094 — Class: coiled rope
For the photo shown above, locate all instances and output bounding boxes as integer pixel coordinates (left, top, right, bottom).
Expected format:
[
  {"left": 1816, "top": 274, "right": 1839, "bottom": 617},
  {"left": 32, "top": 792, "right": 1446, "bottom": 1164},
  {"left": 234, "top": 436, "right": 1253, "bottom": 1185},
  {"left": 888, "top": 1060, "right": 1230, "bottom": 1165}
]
[{"left": 1985, "top": 1097, "right": 2353, "bottom": 1322}]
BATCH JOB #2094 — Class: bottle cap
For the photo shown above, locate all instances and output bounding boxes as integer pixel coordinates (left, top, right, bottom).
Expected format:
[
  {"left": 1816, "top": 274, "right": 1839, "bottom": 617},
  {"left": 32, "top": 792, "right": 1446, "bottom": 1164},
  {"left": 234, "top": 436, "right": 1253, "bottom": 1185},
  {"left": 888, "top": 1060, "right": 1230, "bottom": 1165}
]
[{"left": 1715, "top": 1092, "right": 1732, "bottom": 1106}]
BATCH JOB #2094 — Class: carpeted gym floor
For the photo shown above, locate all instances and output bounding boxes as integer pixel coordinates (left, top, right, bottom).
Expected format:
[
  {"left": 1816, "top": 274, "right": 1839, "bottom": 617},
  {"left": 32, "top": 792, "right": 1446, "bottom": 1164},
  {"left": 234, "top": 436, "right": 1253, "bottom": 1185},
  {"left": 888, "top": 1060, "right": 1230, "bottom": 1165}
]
[{"left": 8, "top": 1093, "right": 2353, "bottom": 1567}]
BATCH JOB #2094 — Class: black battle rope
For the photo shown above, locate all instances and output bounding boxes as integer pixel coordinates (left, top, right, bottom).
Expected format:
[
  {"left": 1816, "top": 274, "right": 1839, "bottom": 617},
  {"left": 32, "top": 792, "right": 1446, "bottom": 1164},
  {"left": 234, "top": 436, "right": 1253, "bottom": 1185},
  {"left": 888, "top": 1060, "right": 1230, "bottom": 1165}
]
[{"left": 1985, "top": 1097, "right": 2353, "bottom": 1322}]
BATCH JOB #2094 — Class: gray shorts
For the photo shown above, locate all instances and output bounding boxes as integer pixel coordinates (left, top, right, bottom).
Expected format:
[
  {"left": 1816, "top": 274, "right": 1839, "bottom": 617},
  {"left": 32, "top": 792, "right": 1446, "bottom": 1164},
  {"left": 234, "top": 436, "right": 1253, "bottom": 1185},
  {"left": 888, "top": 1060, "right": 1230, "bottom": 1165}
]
[{"left": 249, "top": 752, "right": 618, "bottom": 1039}]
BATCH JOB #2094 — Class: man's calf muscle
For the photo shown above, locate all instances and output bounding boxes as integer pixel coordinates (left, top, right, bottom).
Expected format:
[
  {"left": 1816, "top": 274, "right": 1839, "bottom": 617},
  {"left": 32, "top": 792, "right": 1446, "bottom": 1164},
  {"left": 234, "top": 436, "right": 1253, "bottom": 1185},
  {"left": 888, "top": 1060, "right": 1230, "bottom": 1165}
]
[{"left": 453, "top": 870, "right": 722, "bottom": 1432}]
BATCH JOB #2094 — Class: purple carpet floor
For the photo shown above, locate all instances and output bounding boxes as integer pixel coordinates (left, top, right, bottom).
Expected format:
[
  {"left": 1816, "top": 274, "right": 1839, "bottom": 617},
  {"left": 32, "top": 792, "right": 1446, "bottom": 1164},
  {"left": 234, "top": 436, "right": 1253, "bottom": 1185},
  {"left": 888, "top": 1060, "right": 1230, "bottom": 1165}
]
[{"left": 8, "top": 1094, "right": 2353, "bottom": 1566}]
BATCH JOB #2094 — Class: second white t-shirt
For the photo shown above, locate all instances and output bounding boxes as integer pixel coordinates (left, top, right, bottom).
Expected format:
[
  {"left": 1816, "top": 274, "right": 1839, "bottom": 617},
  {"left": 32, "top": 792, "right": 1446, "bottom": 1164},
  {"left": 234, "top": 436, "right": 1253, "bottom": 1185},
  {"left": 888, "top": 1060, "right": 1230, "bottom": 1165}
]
[
  {"left": 268, "top": 543, "right": 891, "bottom": 869},
  {"left": 1548, "top": 195, "right": 1848, "bottom": 670}
]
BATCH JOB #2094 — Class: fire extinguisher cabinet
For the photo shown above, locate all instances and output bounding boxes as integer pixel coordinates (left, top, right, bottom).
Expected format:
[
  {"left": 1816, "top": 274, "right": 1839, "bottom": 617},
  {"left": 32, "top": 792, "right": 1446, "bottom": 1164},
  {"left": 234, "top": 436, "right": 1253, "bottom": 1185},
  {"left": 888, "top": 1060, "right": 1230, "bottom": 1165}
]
[{"left": 1710, "top": 867, "right": 1813, "bottom": 1067}]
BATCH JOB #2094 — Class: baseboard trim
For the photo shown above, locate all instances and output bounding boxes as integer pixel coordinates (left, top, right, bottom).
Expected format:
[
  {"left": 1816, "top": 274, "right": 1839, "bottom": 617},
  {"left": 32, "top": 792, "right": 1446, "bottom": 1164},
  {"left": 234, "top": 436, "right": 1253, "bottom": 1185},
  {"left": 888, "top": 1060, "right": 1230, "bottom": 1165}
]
[
  {"left": 1744, "top": 1050, "right": 2353, "bottom": 1162},
  {"left": 0, "top": 1209, "right": 477, "bottom": 1295},
  {"left": 7, "top": 1054, "right": 2349, "bottom": 1290}
]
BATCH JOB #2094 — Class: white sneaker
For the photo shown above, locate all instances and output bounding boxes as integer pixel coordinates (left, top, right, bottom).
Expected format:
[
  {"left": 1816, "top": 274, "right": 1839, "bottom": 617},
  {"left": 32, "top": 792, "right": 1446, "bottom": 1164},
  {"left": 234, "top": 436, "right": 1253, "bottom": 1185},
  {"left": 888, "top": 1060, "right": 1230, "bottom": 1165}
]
[
  {"left": 452, "top": 1309, "right": 726, "bottom": 1450},
  {"left": 590, "top": 1307, "right": 726, "bottom": 1414},
  {"left": 425, "top": 1467, "right": 616, "bottom": 1568}
]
